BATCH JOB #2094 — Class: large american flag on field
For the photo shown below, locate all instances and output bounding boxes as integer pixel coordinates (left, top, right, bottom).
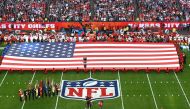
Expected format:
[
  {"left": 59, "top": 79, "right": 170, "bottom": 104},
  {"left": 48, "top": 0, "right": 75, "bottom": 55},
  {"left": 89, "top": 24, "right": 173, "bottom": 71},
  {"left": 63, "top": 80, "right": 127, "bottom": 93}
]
[{"left": 0, "top": 42, "right": 180, "bottom": 70}]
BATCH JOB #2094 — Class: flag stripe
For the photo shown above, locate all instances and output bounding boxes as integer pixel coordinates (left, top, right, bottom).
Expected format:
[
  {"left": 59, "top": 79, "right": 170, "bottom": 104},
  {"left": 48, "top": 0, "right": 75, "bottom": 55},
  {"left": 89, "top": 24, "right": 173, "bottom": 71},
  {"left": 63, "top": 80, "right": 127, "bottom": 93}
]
[
  {"left": 75, "top": 46, "right": 175, "bottom": 49},
  {"left": 75, "top": 44, "right": 174, "bottom": 47},
  {"left": 74, "top": 48, "right": 176, "bottom": 51},
  {"left": 73, "top": 54, "right": 178, "bottom": 57},
  {"left": 0, "top": 65, "right": 179, "bottom": 69},
  {"left": 2, "top": 60, "right": 179, "bottom": 64},
  {"left": 3, "top": 55, "right": 178, "bottom": 60},
  {"left": 75, "top": 50, "right": 176, "bottom": 53},
  {"left": 2, "top": 58, "right": 178, "bottom": 62},
  {"left": 73, "top": 52, "right": 177, "bottom": 56}
]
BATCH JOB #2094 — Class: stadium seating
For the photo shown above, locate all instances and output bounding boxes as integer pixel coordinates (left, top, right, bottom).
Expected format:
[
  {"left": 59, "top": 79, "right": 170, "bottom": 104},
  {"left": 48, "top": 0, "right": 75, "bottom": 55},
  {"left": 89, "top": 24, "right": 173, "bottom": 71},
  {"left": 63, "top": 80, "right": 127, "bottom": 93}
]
[{"left": 0, "top": 0, "right": 189, "bottom": 22}]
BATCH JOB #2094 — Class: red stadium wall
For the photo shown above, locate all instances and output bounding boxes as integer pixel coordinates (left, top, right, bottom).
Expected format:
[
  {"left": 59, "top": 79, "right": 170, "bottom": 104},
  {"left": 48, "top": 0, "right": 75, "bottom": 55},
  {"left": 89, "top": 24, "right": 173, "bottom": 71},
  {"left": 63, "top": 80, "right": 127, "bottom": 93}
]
[{"left": 0, "top": 22, "right": 190, "bottom": 30}]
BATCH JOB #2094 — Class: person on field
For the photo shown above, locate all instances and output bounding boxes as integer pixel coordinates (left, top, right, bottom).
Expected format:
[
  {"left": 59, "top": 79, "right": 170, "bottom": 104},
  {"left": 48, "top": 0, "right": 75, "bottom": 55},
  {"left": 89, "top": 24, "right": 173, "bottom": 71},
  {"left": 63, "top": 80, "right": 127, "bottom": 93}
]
[
  {"left": 183, "top": 53, "right": 186, "bottom": 64},
  {"left": 23, "top": 89, "right": 28, "bottom": 101},
  {"left": 86, "top": 96, "right": 92, "bottom": 109},
  {"left": 18, "top": 89, "right": 24, "bottom": 102},
  {"left": 83, "top": 57, "right": 87, "bottom": 68},
  {"left": 31, "top": 87, "right": 35, "bottom": 100},
  {"left": 98, "top": 100, "right": 103, "bottom": 109}
]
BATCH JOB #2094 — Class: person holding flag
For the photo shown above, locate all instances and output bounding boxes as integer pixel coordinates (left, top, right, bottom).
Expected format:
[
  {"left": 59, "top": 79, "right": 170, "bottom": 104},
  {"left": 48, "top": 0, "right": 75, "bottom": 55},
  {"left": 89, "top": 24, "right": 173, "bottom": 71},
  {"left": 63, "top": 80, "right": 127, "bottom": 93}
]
[
  {"left": 55, "top": 83, "right": 59, "bottom": 95},
  {"left": 35, "top": 81, "right": 39, "bottom": 99},
  {"left": 39, "top": 80, "right": 43, "bottom": 97},
  {"left": 27, "top": 83, "right": 32, "bottom": 101},
  {"left": 44, "top": 78, "right": 49, "bottom": 97},
  {"left": 51, "top": 79, "right": 55, "bottom": 96},
  {"left": 31, "top": 87, "right": 35, "bottom": 100}
]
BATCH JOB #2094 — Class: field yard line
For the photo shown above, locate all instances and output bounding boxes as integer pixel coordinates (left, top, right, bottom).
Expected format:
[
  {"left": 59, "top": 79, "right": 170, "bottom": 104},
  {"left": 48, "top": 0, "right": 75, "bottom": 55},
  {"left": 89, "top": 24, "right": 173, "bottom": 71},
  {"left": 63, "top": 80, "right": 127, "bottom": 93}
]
[
  {"left": 117, "top": 71, "right": 125, "bottom": 109},
  {"left": 21, "top": 72, "right": 36, "bottom": 109},
  {"left": 146, "top": 74, "right": 158, "bottom": 109},
  {"left": 55, "top": 72, "right": 64, "bottom": 109},
  {"left": 0, "top": 71, "right": 8, "bottom": 87},
  {"left": 89, "top": 70, "right": 92, "bottom": 78},
  {"left": 30, "top": 72, "right": 36, "bottom": 84},
  {"left": 21, "top": 101, "right": 26, "bottom": 109},
  {"left": 174, "top": 72, "right": 190, "bottom": 107}
]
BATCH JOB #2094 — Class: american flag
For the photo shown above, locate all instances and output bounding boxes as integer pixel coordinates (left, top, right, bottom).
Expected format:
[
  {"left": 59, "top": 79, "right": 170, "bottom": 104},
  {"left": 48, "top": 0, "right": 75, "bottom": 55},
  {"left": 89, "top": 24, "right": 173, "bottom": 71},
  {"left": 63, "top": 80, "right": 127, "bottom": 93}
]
[{"left": 0, "top": 42, "right": 180, "bottom": 70}]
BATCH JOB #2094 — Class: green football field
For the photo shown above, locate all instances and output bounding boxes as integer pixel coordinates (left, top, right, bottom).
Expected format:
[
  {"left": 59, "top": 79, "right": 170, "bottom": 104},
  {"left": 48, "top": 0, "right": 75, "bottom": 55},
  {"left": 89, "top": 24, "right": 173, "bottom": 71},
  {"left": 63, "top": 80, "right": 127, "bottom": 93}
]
[{"left": 0, "top": 50, "right": 189, "bottom": 109}]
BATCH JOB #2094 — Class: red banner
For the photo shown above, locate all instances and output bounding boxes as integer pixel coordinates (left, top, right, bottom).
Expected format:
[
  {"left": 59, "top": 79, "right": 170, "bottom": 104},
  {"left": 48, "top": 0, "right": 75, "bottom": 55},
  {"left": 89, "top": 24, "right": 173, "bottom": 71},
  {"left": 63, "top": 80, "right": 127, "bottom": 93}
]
[{"left": 0, "top": 22, "right": 189, "bottom": 30}]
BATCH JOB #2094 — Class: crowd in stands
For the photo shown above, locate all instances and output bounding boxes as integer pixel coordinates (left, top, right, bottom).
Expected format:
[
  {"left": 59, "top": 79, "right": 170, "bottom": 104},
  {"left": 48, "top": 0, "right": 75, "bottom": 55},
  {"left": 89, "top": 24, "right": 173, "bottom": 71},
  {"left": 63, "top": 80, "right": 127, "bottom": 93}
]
[
  {"left": 0, "top": 27, "right": 190, "bottom": 46},
  {"left": 0, "top": 0, "right": 46, "bottom": 22},
  {"left": 48, "top": 0, "right": 90, "bottom": 21},
  {"left": 138, "top": 0, "right": 187, "bottom": 21},
  {"left": 19, "top": 79, "right": 60, "bottom": 102},
  {"left": 0, "top": 0, "right": 190, "bottom": 22},
  {"left": 93, "top": 0, "right": 135, "bottom": 21}
]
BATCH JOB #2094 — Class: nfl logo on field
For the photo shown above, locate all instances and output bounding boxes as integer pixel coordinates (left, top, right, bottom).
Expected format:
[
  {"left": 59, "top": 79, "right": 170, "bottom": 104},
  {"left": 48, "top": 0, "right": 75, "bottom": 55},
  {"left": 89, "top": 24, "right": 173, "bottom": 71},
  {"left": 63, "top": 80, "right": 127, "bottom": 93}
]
[{"left": 60, "top": 78, "right": 120, "bottom": 101}]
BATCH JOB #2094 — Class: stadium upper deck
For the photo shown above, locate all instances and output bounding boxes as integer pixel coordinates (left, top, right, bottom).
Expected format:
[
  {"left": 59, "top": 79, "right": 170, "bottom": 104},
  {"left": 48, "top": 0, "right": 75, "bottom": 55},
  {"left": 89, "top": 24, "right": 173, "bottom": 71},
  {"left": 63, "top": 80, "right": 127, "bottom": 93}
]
[{"left": 0, "top": 0, "right": 189, "bottom": 22}]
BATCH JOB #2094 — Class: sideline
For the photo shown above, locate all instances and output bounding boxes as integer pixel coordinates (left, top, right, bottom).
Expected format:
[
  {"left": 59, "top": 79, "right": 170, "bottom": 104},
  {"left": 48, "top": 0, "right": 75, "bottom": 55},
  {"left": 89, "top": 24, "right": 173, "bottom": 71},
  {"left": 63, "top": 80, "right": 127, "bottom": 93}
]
[{"left": 118, "top": 70, "right": 125, "bottom": 109}]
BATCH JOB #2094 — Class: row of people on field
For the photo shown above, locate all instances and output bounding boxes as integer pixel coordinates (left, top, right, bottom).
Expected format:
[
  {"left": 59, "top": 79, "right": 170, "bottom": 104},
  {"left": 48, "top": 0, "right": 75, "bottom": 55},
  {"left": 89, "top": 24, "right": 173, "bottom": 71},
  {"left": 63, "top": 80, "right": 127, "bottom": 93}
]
[
  {"left": 1, "top": 29, "right": 190, "bottom": 46},
  {"left": 18, "top": 79, "right": 61, "bottom": 102}
]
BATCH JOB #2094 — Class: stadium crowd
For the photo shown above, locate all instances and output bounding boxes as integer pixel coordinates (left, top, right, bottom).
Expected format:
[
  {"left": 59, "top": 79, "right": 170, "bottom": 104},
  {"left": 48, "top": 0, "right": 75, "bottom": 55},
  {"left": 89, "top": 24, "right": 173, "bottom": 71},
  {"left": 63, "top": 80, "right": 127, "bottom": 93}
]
[
  {"left": 0, "top": 0, "right": 189, "bottom": 22},
  {"left": 138, "top": 0, "right": 188, "bottom": 21},
  {"left": 18, "top": 79, "right": 60, "bottom": 102},
  {"left": 93, "top": 0, "right": 135, "bottom": 21}
]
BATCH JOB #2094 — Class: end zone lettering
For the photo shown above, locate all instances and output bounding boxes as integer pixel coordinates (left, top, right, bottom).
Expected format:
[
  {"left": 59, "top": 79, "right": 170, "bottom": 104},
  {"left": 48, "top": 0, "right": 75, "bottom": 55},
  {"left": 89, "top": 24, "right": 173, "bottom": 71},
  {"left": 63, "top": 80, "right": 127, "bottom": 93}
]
[
  {"left": 60, "top": 78, "right": 120, "bottom": 101},
  {"left": 0, "top": 23, "right": 55, "bottom": 29},
  {"left": 28, "top": 24, "right": 55, "bottom": 29}
]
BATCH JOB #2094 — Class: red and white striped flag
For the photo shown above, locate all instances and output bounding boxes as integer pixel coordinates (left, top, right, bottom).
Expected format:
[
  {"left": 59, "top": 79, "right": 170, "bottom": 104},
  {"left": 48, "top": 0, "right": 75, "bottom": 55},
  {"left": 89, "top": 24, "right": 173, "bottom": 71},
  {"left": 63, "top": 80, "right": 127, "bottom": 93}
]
[{"left": 0, "top": 42, "right": 180, "bottom": 70}]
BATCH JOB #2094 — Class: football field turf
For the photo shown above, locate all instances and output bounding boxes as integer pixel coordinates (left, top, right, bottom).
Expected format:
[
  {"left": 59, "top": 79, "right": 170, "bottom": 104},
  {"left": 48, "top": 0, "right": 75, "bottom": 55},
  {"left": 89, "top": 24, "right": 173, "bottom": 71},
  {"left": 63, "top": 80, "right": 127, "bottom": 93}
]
[{"left": 0, "top": 50, "right": 189, "bottom": 109}]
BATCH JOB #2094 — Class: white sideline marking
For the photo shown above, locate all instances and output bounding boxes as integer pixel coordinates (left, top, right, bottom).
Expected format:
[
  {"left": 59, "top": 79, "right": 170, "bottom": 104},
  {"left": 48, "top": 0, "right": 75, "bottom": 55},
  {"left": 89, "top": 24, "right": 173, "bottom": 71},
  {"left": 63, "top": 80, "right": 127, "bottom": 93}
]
[
  {"left": 118, "top": 71, "right": 125, "bottom": 109},
  {"left": 0, "top": 71, "right": 8, "bottom": 87},
  {"left": 55, "top": 72, "right": 64, "bottom": 109},
  {"left": 29, "top": 73, "right": 36, "bottom": 84},
  {"left": 174, "top": 72, "right": 190, "bottom": 107},
  {"left": 21, "top": 72, "right": 36, "bottom": 109},
  {"left": 89, "top": 70, "right": 92, "bottom": 78},
  {"left": 146, "top": 74, "right": 158, "bottom": 109}
]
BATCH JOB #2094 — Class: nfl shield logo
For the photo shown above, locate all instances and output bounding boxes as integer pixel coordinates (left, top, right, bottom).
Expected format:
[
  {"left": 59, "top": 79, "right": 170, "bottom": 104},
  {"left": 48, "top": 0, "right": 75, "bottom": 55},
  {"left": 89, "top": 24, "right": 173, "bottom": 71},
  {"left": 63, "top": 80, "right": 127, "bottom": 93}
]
[{"left": 60, "top": 78, "right": 120, "bottom": 101}]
